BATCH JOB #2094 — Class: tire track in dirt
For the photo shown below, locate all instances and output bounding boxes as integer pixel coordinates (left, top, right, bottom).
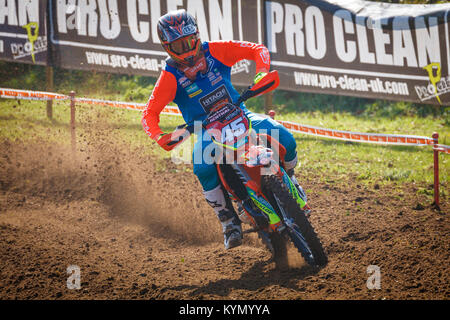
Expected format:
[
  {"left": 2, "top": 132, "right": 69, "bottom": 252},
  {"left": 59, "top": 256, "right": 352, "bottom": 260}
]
[{"left": 0, "top": 130, "right": 448, "bottom": 299}]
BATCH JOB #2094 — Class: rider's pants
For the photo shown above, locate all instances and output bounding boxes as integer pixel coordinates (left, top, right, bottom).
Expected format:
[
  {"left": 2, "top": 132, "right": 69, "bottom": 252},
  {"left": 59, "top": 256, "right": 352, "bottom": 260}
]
[{"left": 193, "top": 111, "right": 298, "bottom": 192}]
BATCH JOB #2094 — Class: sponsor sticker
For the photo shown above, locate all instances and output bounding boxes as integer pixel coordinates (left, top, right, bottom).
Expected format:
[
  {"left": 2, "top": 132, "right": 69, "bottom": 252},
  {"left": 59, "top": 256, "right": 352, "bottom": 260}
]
[
  {"left": 414, "top": 62, "right": 450, "bottom": 105},
  {"left": 186, "top": 83, "right": 200, "bottom": 94},
  {"left": 199, "top": 84, "right": 231, "bottom": 112},
  {"left": 188, "top": 89, "right": 203, "bottom": 98}
]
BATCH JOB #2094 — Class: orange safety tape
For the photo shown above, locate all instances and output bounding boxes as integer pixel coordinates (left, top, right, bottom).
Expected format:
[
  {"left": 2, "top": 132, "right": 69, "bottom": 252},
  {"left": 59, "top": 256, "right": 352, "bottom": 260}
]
[
  {"left": 435, "top": 144, "right": 450, "bottom": 154},
  {"left": 75, "top": 97, "right": 146, "bottom": 111},
  {"left": 276, "top": 120, "right": 434, "bottom": 146},
  {"left": 0, "top": 88, "right": 68, "bottom": 100}
]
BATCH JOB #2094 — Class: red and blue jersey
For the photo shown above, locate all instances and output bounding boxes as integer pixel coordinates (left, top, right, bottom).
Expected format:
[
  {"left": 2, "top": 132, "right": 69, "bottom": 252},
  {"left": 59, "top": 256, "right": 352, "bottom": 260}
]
[{"left": 142, "top": 40, "right": 271, "bottom": 140}]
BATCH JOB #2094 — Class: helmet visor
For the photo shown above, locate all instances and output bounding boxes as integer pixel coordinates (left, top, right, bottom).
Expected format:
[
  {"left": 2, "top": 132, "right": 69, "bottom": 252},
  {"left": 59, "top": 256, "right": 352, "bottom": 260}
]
[{"left": 168, "top": 34, "right": 199, "bottom": 55}]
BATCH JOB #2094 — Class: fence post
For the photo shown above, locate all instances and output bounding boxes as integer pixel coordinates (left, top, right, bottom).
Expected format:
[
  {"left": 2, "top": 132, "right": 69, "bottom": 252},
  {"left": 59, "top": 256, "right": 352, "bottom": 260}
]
[
  {"left": 265, "top": 91, "right": 273, "bottom": 115},
  {"left": 432, "top": 132, "right": 439, "bottom": 207},
  {"left": 268, "top": 109, "right": 276, "bottom": 119},
  {"left": 46, "top": 66, "right": 54, "bottom": 119},
  {"left": 70, "top": 91, "right": 76, "bottom": 152}
]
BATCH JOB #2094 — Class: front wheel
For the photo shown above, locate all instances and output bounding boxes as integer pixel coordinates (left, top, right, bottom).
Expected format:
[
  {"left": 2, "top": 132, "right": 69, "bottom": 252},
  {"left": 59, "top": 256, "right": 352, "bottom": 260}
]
[{"left": 262, "top": 175, "right": 328, "bottom": 267}]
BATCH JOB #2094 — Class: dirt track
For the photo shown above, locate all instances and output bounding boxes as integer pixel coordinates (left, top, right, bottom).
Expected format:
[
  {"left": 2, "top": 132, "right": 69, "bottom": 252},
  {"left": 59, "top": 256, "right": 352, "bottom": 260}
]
[{"left": 0, "top": 128, "right": 448, "bottom": 300}]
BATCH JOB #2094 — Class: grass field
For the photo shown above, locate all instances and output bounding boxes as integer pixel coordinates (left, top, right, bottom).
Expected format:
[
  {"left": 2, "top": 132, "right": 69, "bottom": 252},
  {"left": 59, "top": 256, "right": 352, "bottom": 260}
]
[{"left": 0, "top": 96, "right": 448, "bottom": 203}]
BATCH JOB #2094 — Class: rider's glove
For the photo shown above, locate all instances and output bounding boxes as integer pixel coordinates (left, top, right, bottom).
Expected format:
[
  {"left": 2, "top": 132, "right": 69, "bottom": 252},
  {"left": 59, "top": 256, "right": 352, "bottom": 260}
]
[
  {"left": 253, "top": 72, "right": 268, "bottom": 84},
  {"left": 156, "top": 133, "right": 173, "bottom": 151},
  {"left": 156, "top": 129, "right": 188, "bottom": 151}
]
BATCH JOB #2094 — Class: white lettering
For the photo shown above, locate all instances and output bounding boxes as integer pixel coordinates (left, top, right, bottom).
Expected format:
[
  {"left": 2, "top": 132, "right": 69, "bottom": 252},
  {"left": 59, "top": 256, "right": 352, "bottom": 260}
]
[
  {"left": 19, "top": 0, "right": 38, "bottom": 26},
  {"left": 415, "top": 16, "right": 440, "bottom": 67},
  {"left": 222, "top": 304, "right": 270, "bottom": 315},
  {"left": 98, "top": 0, "right": 121, "bottom": 39},
  {"left": 187, "top": 0, "right": 209, "bottom": 41},
  {"left": 373, "top": 18, "right": 393, "bottom": 65},
  {"left": 265, "top": 1, "right": 283, "bottom": 53},
  {"left": 367, "top": 265, "right": 381, "bottom": 290},
  {"left": 208, "top": 0, "right": 233, "bottom": 40},
  {"left": 333, "top": 10, "right": 356, "bottom": 63},
  {"left": 66, "top": 265, "right": 81, "bottom": 290},
  {"left": 0, "top": 0, "right": 39, "bottom": 26},
  {"left": 150, "top": 0, "right": 161, "bottom": 43},
  {"left": 57, "top": 0, "right": 73, "bottom": 34},
  {"left": 0, "top": 0, "right": 18, "bottom": 26},
  {"left": 127, "top": 0, "right": 150, "bottom": 42},
  {"left": 78, "top": 0, "right": 98, "bottom": 36},
  {"left": 392, "top": 16, "right": 417, "bottom": 67},
  {"left": 356, "top": 16, "right": 376, "bottom": 64},
  {"left": 284, "top": 3, "right": 304, "bottom": 56},
  {"left": 167, "top": 0, "right": 183, "bottom": 12},
  {"left": 305, "top": 6, "right": 326, "bottom": 60},
  {"left": 178, "top": 304, "right": 213, "bottom": 317}
]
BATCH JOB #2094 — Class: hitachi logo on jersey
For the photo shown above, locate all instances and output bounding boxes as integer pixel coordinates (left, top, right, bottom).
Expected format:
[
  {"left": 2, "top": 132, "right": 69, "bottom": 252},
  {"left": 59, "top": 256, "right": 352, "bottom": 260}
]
[{"left": 199, "top": 85, "right": 231, "bottom": 111}]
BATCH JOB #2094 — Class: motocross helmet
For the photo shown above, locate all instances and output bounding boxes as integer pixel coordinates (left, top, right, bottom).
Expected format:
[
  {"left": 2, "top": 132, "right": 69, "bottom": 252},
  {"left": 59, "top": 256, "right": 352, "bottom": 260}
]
[{"left": 157, "top": 9, "right": 202, "bottom": 67}]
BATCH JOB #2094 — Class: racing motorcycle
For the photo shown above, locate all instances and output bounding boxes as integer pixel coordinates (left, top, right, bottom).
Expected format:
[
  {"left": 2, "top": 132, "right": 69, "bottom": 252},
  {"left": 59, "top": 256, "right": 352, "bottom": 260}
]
[{"left": 168, "top": 71, "right": 327, "bottom": 268}]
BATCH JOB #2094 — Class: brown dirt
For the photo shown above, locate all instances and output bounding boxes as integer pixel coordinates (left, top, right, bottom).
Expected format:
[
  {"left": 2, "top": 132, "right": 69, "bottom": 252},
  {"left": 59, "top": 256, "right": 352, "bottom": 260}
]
[{"left": 0, "top": 127, "right": 448, "bottom": 300}]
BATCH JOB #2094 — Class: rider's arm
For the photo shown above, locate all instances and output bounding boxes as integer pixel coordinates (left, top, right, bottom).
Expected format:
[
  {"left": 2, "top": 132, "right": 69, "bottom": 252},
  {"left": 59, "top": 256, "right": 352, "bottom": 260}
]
[
  {"left": 141, "top": 70, "right": 177, "bottom": 141},
  {"left": 208, "top": 40, "right": 271, "bottom": 74}
]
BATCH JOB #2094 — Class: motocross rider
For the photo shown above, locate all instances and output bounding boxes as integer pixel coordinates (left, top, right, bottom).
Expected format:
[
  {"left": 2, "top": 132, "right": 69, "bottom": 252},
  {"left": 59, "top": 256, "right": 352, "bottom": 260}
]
[{"left": 142, "top": 9, "right": 306, "bottom": 250}]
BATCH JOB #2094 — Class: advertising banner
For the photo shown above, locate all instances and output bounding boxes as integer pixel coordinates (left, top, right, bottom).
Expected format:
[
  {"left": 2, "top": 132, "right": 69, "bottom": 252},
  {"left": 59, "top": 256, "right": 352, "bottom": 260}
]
[
  {"left": 2, "top": 0, "right": 450, "bottom": 105},
  {"left": 265, "top": 0, "right": 450, "bottom": 105},
  {"left": 47, "top": 0, "right": 264, "bottom": 85},
  {"left": 0, "top": 0, "right": 48, "bottom": 65}
]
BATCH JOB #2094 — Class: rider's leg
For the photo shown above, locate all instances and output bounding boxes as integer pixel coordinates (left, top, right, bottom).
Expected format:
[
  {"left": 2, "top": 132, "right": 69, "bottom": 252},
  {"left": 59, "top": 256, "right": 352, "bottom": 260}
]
[
  {"left": 192, "top": 136, "right": 242, "bottom": 249},
  {"left": 203, "top": 185, "right": 242, "bottom": 249},
  {"left": 246, "top": 112, "right": 297, "bottom": 164}
]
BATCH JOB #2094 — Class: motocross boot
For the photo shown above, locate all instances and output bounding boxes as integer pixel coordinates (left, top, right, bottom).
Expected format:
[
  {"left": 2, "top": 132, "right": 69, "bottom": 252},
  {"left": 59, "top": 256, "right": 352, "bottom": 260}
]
[{"left": 204, "top": 185, "right": 243, "bottom": 250}]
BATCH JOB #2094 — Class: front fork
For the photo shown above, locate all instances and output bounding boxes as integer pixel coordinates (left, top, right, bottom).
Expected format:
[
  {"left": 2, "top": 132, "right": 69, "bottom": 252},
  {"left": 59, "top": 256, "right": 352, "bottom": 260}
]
[{"left": 280, "top": 168, "right": 310, "bottom": 213}]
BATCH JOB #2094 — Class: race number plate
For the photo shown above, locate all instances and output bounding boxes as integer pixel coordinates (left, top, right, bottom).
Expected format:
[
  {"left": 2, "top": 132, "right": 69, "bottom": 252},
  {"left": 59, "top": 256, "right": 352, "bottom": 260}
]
[{"left": 203, "top": 103, "right": 250, "bottom": 146}]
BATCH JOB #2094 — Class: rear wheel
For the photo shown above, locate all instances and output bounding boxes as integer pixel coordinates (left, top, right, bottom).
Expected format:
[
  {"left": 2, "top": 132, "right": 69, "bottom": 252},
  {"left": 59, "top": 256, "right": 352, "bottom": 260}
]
[{"left": 262, "top": 175, "right": 328, "bottom": 267}]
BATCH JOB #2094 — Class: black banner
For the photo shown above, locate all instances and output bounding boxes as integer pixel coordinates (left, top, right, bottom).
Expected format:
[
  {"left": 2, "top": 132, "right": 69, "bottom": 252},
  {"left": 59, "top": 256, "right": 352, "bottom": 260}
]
[
  {"left": 266, "top": 0, "right": 450, "bottom": 105},
  {"left": 1, "top": 0, "right": 450, "bottom": 105},
  {"left": 48, "top": 0, "right": 263, "bottom": 86},
  {"left": 0, "top": 0, "right": 47, "bottom": 65}
]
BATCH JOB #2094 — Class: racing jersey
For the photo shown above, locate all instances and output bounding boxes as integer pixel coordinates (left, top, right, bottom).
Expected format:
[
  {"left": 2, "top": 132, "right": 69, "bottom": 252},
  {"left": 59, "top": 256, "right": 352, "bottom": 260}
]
[{"left": 142, "top": 40, "right": 271, "bottom": 140}]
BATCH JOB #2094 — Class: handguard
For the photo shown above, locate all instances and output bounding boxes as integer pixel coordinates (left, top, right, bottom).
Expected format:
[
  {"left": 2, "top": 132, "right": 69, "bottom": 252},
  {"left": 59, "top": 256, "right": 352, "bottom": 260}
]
[{"left": 156, "top": 128, "right": 190, "bottom": 151}]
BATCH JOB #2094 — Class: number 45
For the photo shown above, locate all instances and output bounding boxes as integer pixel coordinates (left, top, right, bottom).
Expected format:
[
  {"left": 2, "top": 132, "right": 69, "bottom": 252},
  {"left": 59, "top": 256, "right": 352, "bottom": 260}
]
[{"left": 222, "top": 118, "right": 246, "bottom": 143}]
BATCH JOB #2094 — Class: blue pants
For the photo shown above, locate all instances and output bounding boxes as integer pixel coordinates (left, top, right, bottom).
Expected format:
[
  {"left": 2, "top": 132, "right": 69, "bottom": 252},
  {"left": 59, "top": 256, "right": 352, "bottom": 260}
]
[{"left": 193, "top": 112, "right": 297, "bottom": 191}]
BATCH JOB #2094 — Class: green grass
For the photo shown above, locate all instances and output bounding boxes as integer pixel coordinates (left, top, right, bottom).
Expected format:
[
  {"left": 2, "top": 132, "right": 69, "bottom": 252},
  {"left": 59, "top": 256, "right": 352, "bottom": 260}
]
[
  {"left": 276, "top": 111, "right": 449, "bottom": 187},
  {"left": 1, "top": 98, "right": 448, "bottom": 197}
]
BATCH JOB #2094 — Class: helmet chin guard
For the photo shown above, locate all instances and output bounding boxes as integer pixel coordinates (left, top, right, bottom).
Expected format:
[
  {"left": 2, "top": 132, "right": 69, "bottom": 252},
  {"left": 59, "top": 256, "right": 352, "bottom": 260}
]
[{"left": 175, "top": 52, "right": 208, "bottom": 80}]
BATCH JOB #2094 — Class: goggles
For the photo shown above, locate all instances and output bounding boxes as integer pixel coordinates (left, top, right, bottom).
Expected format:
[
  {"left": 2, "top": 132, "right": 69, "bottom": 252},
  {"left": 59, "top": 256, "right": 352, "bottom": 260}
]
[{"left": 168, "top": 34, "right": 199, "bottom": 55}]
